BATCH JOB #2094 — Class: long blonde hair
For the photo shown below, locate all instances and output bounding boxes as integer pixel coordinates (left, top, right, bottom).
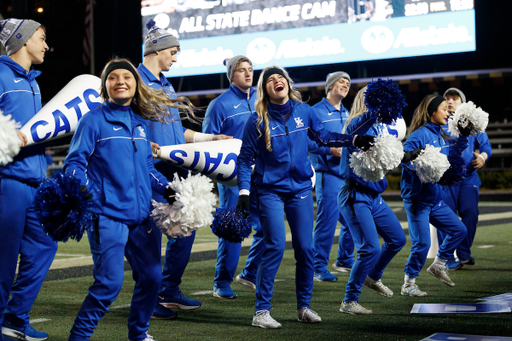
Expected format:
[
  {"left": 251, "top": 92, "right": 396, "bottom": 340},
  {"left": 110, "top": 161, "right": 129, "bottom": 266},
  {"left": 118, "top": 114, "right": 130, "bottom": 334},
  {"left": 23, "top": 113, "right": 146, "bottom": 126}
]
[
  {"left": 255, "top": 66, "right": 302, "bottom": 151},
  {"left": 100, "top": 58, "right": 197, "bottom": 123},
  {"left": 343, "top": 86, "right": 368, "bottom": 134},
  {"left": 408, "top": 95, "right": 449, "bottom": 140}
]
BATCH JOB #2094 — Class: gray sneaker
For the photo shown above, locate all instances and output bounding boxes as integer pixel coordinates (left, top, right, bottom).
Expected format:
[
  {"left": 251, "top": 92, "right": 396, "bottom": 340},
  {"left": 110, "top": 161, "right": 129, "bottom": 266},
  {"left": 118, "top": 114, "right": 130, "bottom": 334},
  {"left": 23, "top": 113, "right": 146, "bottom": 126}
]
[
  {"left": 401, "top": 283, "right": 427, "bottom": 297},
  {"left": 427, "top": 263, "right": 455, "bottom": 286},
  {"left": 297, "top": 307, "right": 322, "bottom": 323},
  {"left": 364, "top": 277, "right": 393, "bottom": 297},
  {"left": 340, "top": 301, "right": 372, "bottom": 315},
  {"left": 252, "top": 310, "right": 282, "bottom": 329}
]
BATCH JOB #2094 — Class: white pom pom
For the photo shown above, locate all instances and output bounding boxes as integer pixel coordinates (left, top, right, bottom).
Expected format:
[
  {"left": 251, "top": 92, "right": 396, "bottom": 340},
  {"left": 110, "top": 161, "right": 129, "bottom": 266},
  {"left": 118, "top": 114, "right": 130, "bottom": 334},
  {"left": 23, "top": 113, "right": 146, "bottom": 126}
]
[
  {"left": 0, "top": 112, "right": 21, "bottom": 166},
  {"left": 411, "top": 145, "right": 450, "bottom": 183},
  {"left": 151, "top": 172, "right": 217, "bottom": 238},
  {"left": 447, "top": 101, "right": 489, "bottom": 137},
  {"left": 349, "top": 131, "right": 404, "bottom": 182}
]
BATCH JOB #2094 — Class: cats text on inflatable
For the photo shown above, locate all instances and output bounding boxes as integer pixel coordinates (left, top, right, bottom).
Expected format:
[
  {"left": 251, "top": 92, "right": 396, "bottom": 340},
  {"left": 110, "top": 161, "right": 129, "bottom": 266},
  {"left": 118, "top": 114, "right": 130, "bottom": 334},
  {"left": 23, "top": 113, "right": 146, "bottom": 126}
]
[
  {"left": 156, "top": 139, "right": 317, "bottom": 188},
  {"left": 157, "top": 139, "right": 242, "bottom": 187},
  {"left": 20, "top": 75, "right": 103, "bottom": 146}
]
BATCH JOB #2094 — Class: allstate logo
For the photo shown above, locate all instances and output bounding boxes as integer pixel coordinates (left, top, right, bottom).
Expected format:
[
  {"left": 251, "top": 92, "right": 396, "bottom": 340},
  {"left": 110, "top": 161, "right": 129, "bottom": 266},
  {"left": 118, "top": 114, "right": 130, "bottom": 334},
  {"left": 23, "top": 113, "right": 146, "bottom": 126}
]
[
  {"left": 361, "top": 26, "right": 394, "bottom": 54},
  {"left": 246, "top": 38, "right": 276, "bottom": 64}
]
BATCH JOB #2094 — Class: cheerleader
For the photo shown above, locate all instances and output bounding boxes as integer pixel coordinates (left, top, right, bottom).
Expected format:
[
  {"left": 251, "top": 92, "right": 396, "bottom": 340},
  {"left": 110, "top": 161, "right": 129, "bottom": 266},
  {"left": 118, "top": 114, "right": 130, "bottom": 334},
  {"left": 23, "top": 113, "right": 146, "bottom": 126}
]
[
  {"left": 337, "top": 87, "right": 407, "bottom": 315},
  {"left": 401, "top": 95, "right": 470, "bottom": 297},
  {"left": 64, "top": 59, "right": 187, "bottom": 341},
  {"left": 236, "top": 66, "right": 373, "bottom": 328}
]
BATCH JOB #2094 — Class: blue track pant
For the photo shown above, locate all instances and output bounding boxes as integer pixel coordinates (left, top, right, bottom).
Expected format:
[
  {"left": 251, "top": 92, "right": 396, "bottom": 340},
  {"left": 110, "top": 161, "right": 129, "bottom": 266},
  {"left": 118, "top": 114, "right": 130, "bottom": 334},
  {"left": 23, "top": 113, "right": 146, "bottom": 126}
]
[
  {"left": 214, "top": 184, "right": 242, "bottom": 288},
  {"left": 157, "top": 231, "right": 196, "bottom": 298},
  {"left": 403, "top": 199, "right": 467, "bottom": 278},
  {"left": 150, "top": 191, "right": 196, "bottom": 298},
  {"left": 438, "top": 172, "right": 480, "bottom": 261},
  {"left": 0, "top": 178, "right": 58, "bottom": 328},
  {"left": 313, "top": 172, "right": 354, "bottom": 272},
  {"left": 255, "top": 188, "right": 315, "bottom": 311},
  {"left": 338, "top": 184, "right": 406, "bottom": 302},
  {"left": 239, "top": 191, "right": 265, "bottom": 283},
  {"left": 69, "top": 215, "right": 162, "bottom": 341}
]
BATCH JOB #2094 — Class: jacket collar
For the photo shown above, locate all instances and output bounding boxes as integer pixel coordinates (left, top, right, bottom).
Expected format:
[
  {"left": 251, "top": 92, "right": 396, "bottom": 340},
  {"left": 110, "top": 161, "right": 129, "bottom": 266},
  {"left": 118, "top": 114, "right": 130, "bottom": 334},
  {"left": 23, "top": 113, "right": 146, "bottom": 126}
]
[
  {"left": 101, "top": 101, "right": 144, "bottom": 127},
  {"left": 0, "top": 55, "right": 41, "bottom": 81},
  {"left": 267, "top": 99, "right": 299, "bottom": 121},
  {"left": 230, "top": 84, "right": 255, "bottom": 100},
  {"left": 425, "top": 121, "right": 442, "bottom": 135},
  {"left": 137, "top": 63, "right": 169, "bottom": 87},
  {"left": 320, "top": 97, "right": 340, "bottom": 113}
]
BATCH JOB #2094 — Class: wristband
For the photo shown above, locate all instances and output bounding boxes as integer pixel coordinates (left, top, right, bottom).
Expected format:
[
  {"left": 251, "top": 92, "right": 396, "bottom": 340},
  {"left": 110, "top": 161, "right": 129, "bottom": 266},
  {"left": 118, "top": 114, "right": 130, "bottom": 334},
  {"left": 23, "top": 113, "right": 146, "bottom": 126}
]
[
  {"left": 193, "top": 132, "right": 214, "bottom": 143},
  {"left": 352, "top": 135, "right": 358, "bottom": 146},
  {"left": 239, "top": 189, "right": 250, "bottom": 196},
  {"left": 478, "top": 153, "right": 487, "bottom": 162}
]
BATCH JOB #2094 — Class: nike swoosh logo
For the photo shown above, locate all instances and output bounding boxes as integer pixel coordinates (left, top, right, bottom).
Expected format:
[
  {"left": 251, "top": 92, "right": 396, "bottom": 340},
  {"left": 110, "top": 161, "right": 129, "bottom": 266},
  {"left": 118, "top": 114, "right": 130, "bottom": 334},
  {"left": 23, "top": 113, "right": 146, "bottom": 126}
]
[
  {"left": 113, "top": 127, "right": 122, "bottom": 131},
  {"left": 148, "top": 82, "right": 155, "bottom": 86},
  {"left": 234, "top": 103, "right": 241, "bottom": 109},
  {"left": 272, "top": 126, "right": 279, "bottom": 130},
  {"left": 14, "top": 79, "right": 23, "bottom": 83},
  {"left": 328, "top": 112, "right": 335, "bottom": 116},
  {"left": 300, "top": 195, "right": 308, "bottom": 199}
]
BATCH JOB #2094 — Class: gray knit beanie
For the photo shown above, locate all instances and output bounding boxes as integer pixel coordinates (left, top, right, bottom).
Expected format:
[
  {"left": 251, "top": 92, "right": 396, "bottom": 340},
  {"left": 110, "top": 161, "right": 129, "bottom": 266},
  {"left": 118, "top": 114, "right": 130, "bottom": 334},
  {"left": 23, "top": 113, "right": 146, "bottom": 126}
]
[
  {"left": 0, "top": 18, "right": 41, "bottom": 56},
  {"left": 325, "top": 71, "right": 351, "bottom": 95},
  {"left": 143, "top": 19, "right": 179, "bottom": 56},
  {"left": 223, "top": 55, "right": 247, "bottom": 83},
  {"left": 444, "top": 87, "right": 466, "bottom": 103}
]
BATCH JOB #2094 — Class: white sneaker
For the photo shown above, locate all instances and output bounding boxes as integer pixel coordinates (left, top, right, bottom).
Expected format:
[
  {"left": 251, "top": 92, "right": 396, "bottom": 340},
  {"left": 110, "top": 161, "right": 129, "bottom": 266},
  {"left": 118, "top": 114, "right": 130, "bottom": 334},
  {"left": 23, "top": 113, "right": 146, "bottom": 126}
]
[
  {"left": 129, "top": 333, "right": 154, "bottom": 341},
  {"left": 427, "top": 263, "right": 455, "bottom": 286},
  {"left": 401, "top": 283, "right": 427, "bottom": 297},
  {"left": 332, "top": 262, "right": 352, "bottom": 273},
  {"left": 340, "top": 301, "right": 372, "bottom": 315},
  {"left": 252, "top": 310, "right": 282, "bottom": 329},
  {"left": 363, "top": 277, "right": 393, "bottom": 297},
  {"left": 297, "top": 307, "right": 322, "bottom": 323},
  {"left": 236, "top": 274, "right": 256, "bottom": 290}
]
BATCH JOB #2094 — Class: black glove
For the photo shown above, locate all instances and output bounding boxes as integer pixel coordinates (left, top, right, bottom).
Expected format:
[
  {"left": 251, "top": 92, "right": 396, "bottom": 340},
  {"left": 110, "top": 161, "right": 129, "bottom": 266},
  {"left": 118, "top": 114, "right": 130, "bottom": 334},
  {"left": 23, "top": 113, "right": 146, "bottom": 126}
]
[
  {"left": 80, "top": 185, "right": 93, "bottom": 200},
  {"left": 164, "top": 185, "right": 176, "bottom": 205},
  {"left": 402, "top": 148, "right": 423, "bottom": 163},
  {"left": 353, "top": 135, "right": 375, "bottom": 151},
  {"left": 236, "top": 195, "right": 250, "bottom": 219},
  {"left": 458, "top": 119, "right": 473, "bottom": 137}
]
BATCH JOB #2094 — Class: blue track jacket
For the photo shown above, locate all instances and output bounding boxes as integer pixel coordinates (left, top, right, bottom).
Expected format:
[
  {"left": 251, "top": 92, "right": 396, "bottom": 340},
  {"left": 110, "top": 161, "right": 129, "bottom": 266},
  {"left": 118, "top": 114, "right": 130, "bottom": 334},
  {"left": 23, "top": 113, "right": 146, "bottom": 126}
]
[
  {"left": 310, "top": 98, "right": 349, "bottom": 175},
  {"left": 137, "top": 64, "right": 187, "bottom": 180},
  {"left": 0, "top": 55, "right": 46, "bottom": 184},
  {"left": 202, "top": 84, "right": 256, "bottom": 138},
  {"left": 401, "top": 122, "right": 468, "bottom": 204},
  {"left": 237, "top": 100, "right": 353, "bottom": 194},
  {"left": 340, "top": 112, "right": 400, "bottom": 194},
  {"left": 64, "top": 101, "right": 169, "bottom": 226}
]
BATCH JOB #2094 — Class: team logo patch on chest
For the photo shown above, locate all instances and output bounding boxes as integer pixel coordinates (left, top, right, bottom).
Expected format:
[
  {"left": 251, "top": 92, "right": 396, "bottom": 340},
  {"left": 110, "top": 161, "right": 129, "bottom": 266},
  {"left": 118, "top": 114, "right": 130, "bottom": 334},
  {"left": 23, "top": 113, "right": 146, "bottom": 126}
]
[
  {"left": 294, "top": 117, "right": 304, "bottom": 128},
  {"left": 138, "top": 126, "right": 146, "bottom": 137}
]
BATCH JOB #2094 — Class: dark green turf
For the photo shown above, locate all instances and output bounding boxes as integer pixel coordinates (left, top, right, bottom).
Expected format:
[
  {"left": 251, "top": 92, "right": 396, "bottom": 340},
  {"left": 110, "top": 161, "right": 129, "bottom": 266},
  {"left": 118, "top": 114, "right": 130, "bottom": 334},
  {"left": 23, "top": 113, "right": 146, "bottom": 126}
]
[{"left": 30, "top": 222, "right": 512, "bottom": 341}]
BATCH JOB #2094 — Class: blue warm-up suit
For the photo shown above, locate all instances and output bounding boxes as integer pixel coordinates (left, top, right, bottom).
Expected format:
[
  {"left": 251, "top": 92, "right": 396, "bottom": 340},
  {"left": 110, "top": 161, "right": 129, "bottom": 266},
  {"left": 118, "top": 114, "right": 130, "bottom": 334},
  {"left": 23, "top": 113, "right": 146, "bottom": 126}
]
[
  {"left": 337, "top": 112, "right": 406, "bottom": 303},
  {"left": 438, "top": 132, "right": 492, "bottom": 262},
  {"left": 237, "top": 100, "right": 354, "bottom": 311},
  {"left": 0, "top": 56, "right": 58, "bottom": 331},
  {"left": 238, "top": 138, "right": 331, "bottom": 285},
  {"left": 202, "top": 84, "right": 263, "bottom": 290},
  {"left": 310, "top": 98, "right": 354, "bottom": 272},
  {"left": 64, "top": 101, "right": 169, "bottom": 341},
  {"left": 401, "top": 122, "right": 468, "bottom": 278},
  {"left": 137, "top": 64, "right": 196, "bottom": 302}
]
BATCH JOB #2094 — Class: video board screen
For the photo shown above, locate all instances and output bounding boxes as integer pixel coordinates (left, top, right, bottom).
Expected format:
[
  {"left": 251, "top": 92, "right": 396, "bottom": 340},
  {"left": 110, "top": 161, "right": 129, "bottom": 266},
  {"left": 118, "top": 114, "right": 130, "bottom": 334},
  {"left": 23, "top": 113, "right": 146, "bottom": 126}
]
[{"left": 141, "top": 0, "right": 475, "bottom": 78}]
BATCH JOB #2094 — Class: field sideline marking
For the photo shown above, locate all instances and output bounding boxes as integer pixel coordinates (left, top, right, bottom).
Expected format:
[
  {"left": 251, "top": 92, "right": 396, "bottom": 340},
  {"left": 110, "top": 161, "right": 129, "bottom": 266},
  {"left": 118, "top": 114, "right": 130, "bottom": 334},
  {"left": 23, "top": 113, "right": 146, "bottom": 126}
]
[{"left": 48, "top": 211, "right": 512, "bottom": 270}]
